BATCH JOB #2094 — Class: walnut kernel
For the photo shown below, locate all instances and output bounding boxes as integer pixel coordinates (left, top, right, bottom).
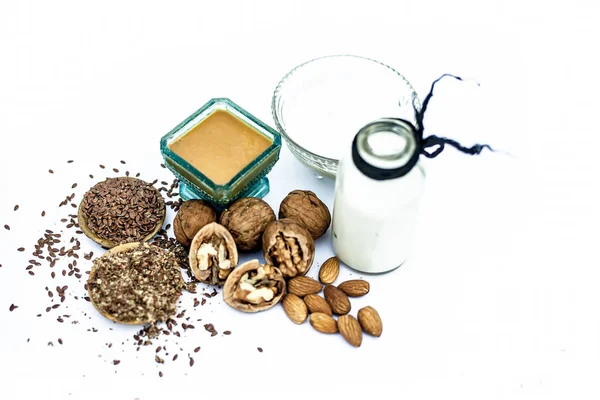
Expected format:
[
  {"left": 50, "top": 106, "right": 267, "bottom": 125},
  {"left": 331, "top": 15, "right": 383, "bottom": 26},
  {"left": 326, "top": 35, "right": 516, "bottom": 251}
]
[
  {"left": 189, "top": 222, "right": 238, "bottom": 285},
  {"left": 262, "top": 218, "right": 315, "bottom": 278},
  {"left": 223, "top": 259, "right": 286, "bottom": 312}
]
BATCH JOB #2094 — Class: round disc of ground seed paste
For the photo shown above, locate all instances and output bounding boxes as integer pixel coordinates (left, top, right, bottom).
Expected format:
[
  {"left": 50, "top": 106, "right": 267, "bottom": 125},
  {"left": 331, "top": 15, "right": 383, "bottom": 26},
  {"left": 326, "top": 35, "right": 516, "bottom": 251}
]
[{"left": 87, "top": 242, "right": 183, "bottom": 324}]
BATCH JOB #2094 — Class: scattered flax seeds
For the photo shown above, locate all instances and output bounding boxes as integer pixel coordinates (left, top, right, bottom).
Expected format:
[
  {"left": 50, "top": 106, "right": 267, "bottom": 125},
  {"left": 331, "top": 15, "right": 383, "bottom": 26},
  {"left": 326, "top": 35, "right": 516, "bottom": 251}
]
[
  {"left": 9, "top": 160, "right": 258, "bottom": 375},
  {"left": 14, "top": 205, "right": 19, "bottom": 211},
  {"left": 9, "top": 304, "right": 18, "bottom": 311},
  {"left": 68, "top": 160, "right": 74, "bottom": 163},
  {"left": 49, "top": 169, "right": 54, "bottom": 174},
  {"left": 204, "top": 323, "right": 218, "bottom": 337},
  {"left": 4, "top": 224, "right": 9, "bottom": 230},
  {"left": 257, "top": 347, "right": 263, "bottom": 353},
  {"left": 113, "top": 360, "right": 120, "bottom": 365}
]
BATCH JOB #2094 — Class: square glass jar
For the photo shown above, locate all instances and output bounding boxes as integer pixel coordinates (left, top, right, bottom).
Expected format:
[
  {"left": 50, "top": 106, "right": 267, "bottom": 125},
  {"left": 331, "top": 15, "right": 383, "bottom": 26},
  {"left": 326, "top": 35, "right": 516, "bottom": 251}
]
[{"left": 160, "top": 98, "right": 282, "bottom": 210}]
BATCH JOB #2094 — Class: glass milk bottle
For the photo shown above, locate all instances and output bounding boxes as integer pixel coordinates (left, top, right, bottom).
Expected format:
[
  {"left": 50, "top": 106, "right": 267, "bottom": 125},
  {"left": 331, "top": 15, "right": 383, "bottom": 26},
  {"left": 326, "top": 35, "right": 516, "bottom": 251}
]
[{"left": 332, "top": 118, "right": 425, "bottom": 273}]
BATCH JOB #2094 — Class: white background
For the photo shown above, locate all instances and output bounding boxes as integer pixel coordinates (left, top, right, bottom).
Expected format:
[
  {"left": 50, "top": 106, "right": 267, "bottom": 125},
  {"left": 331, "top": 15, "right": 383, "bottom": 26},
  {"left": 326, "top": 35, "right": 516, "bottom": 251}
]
[{"left": 0, "top": 1, "right": 599, "bottom": 399}]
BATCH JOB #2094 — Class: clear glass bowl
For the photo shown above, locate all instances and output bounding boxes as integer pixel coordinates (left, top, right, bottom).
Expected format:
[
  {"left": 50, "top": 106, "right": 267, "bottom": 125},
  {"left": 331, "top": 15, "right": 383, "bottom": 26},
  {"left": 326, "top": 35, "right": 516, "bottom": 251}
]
[
  {"left": 272, "top": 54, "right": 421, "bottom": 178},
  {"left": 160, "top": 98, "right": 281, "bottom": 210}
]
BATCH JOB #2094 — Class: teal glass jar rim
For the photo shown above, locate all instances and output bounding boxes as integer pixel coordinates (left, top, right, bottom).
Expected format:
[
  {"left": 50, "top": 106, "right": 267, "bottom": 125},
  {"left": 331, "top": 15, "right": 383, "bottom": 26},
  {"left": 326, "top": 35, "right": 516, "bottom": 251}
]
[{"left": 159, "top": 98, "right": 282, "bottom": 209}]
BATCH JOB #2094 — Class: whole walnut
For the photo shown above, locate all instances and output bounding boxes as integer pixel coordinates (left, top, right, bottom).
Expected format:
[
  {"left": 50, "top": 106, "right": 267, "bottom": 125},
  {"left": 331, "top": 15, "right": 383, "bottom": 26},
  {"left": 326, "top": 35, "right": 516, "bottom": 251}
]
[
  {"left": 219, "top": 197, "right": 276, "bottom": 251},
  {"left": 278, "top": 190, "right": 331, "bottom": 239},
  {"left": 173, "top": 199, "right": 217, "bottom": 247}
]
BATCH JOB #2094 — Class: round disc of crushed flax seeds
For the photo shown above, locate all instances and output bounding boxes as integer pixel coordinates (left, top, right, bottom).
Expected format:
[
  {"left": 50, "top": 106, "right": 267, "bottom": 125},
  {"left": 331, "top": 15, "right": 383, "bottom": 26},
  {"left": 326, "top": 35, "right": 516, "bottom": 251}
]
[
  {"left": 78, "top": 177, "right": 166, "bottom": 248},
  {"left": 87, "top": 242, "right": 184, "bottom": 324}
]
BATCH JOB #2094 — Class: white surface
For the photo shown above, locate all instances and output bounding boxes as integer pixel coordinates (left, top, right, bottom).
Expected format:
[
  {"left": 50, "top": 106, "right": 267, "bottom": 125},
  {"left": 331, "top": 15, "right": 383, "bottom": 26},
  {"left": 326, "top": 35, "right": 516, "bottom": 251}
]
[{"left": 0, "top": 1, "right": 599, "bottom": 399}]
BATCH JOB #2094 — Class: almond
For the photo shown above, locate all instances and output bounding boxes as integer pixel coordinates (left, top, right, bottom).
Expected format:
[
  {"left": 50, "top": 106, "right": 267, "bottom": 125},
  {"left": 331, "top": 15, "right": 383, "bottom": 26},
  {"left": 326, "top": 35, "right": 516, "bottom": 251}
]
[
  {"left": 303, "top": 294, "right": 332, "bottom": 316},
  {"left": 318, "top": 256, "right": 339, "bottom": 284},
  {"left": 338, "top": 280, "right": 370, "bottom": 297},
  {"left": 323, "top": 285, "right": 351, "bottom": 315},
  {"left": 282, "top": 294, "right": 308, "bottom": 324},
  {"left": 287, "top": 276, "right": 322, "bottom": 297},
  {"left": 338, "top": 314, "right": 363, "bottom": 347},
  {"left": 309, "top": 312, "right": 338, "bottom": 334},
  {"left": 357, "top": 306, "right": 383, "bottom": 337}
]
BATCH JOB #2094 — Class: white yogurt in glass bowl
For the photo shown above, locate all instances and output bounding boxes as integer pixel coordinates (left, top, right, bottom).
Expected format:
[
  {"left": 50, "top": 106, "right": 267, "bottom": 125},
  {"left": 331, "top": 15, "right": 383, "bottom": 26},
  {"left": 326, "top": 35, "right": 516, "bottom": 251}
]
[{"left": 271, "top": 54, "right": 420, "bottom": 177}]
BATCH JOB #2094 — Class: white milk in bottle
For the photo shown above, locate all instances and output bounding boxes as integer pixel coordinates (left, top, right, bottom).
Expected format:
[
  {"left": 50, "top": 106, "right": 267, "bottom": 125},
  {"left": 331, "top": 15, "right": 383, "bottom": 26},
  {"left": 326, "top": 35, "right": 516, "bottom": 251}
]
[{"left": 332, "top": 118, "right": 425, "bottom": 273}]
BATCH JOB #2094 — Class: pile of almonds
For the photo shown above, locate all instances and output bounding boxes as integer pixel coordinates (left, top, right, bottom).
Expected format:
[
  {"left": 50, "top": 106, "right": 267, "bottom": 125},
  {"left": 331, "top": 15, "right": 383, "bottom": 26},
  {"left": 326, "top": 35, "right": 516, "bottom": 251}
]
[{"left": 282, "top": 257, "right": 382, "bottom": 347}]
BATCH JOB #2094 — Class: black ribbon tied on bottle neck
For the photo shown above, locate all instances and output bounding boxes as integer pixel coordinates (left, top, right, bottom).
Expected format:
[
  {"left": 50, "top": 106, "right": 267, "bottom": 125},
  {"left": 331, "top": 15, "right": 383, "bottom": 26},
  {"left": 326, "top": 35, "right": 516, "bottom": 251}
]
[{"left": 351, "top": 74, "right": 495, "bottom": 181}]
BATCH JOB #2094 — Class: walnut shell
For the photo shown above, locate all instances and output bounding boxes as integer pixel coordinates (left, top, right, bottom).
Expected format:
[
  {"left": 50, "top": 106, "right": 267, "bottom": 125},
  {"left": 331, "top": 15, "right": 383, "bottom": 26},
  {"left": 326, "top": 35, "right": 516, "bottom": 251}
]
[
  {"left": 262, "top": 218, "right": 315, "bottom": 278},
  {"left": 223, "top": 259, "right": 286, "bottom": 313},
  {"left": 189, "top": 222, "right": 238, "bottom": 285},
  {"left": 173, "top": 200, "right": 217, "bottom": 247},
  {"left": 278, "top": 190, "right": 331, "bottom": 239},
  {"left": 219, "top": 197, "right": 276, "bottom": 251}
]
